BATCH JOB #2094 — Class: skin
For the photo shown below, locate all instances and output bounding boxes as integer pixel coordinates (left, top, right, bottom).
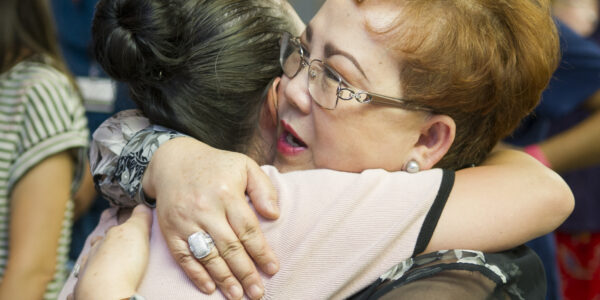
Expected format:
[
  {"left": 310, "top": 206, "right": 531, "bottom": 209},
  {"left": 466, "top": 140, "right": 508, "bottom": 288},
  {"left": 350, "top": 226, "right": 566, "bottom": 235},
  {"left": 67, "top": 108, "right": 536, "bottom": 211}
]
[
  {"left": 274, "top": 1, "right": 452, "bottom": 173},
  {"left": 0, "top": 151, "right": 74, "bottom": 300},
  {"left": 274, "top": 0, "right": 571, "bottom": 255},
  {"left": 538, "top": 93, "right": 600, "bottom": 172},
  {"left": 73, "top": 205, "right": 153, "bottom": 300},
  {"left": 73, "top": 161, "right": 97, "bottom": 220},
  {"left": 499, "top": 2, "right": 600, "bottom": 172},
  {"left": 535, "top": 2, "right": 600, "bottom": 172},
  {"left": 78, "top": 0, "right": 574, "bottom": 299},
  {"left": 552, "top": 0, "right": 599, "bottom": 37}
]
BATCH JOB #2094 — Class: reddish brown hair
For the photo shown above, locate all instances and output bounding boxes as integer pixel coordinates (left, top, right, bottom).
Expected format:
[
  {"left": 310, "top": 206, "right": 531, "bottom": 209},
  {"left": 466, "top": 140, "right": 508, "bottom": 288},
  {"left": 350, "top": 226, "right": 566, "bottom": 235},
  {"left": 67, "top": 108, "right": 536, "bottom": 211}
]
[{"left": 361, "top": 0, "right": 560, "bottom": 169}]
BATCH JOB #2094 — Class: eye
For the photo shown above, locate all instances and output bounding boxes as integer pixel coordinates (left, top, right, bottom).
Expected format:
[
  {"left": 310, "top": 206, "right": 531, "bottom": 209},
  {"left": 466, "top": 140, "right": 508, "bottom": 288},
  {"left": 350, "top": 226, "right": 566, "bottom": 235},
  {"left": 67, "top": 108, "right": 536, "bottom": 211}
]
[
  {"left": 323, "top": 66, "right": 339, "bottom": 81},
  {"left": 299, "top": 43, "right": 311, "bottom": 59}
]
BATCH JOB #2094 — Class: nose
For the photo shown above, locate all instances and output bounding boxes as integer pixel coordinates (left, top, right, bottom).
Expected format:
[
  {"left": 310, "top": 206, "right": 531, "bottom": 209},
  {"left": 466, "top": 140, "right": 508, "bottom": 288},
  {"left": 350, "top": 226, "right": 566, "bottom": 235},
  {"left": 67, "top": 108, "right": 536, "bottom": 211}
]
[{"left": 282, "top": 66, "right": 312, "bottom": 115}]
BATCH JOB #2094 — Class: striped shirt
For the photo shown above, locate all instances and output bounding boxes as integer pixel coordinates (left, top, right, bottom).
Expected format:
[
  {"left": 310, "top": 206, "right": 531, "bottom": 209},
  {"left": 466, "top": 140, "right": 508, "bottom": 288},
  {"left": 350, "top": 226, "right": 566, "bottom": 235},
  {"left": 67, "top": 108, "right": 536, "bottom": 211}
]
[{"left": 0, "top": 57, "right": 88, "bottom": 299}]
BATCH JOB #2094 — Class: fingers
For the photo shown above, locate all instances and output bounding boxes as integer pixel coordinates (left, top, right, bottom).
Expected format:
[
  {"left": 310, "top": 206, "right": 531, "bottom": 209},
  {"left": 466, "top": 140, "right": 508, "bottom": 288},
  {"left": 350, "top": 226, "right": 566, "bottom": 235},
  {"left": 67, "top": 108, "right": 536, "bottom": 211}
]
[
  {"left": 245, "top": 159, "right": 279, "bottom": 219},
  {"left": 225, "top": 199, "right": 279, "bottom": 276},
  {"left": 168, "top": 237, "right": 217, "bottom": 294},
  {"left": 150, "top": 148, "right": 278, "bottom": 299},
  {"left": 163, "top": 203, "right": 270, "bottom": 299},
  {"left": 197, "top": 247, "right": 246, "bottom": 300},
  {"left": 127, "top": 205, "right": 153, "bottom": 233},
  {"left": 204, "top": 218, "right": 268, "bottom": 300},
  {"left": 168, "top": 234, "right": 251, "bottom": 300}
]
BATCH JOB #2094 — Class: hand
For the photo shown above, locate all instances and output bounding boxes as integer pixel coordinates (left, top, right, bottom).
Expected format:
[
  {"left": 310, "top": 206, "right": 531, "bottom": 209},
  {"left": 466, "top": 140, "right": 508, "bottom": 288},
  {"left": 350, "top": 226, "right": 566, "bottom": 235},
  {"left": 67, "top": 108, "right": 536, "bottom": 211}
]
[
  {"left": 73, "top": 205, "right": 153, "bottom": 300},
  {"left": 143, "top": 137, "right": 280, "bottom": 300}
]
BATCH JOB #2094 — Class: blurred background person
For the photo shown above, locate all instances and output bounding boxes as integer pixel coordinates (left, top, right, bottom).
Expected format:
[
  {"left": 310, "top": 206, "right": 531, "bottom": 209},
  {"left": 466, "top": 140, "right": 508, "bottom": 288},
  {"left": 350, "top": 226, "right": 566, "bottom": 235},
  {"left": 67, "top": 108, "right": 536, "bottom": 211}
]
[
  {"left": 50, "top": 0, "right": 137, "bottom": 266},
  {"left": 505, "top": 0, "right": 600, "bottom": 299},
  {"left": 0, "top": 0, "right": 89, "bottom": 298}
]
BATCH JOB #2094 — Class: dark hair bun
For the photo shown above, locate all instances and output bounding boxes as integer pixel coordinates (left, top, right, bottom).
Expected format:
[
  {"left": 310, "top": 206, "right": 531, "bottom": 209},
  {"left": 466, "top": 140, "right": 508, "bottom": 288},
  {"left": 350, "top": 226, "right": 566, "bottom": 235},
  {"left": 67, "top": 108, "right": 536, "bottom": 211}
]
[
  {"left": 92, "top": 0, "right": 180, "bottom": 84},
  {"left": 90, "top": 0, "right": 296, "bottom": 154}
]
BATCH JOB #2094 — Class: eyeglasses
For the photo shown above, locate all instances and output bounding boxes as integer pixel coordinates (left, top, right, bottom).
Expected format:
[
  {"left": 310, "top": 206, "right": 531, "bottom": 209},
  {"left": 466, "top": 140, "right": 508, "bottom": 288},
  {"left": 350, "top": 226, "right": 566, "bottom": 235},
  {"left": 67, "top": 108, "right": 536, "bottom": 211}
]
[{"left": 279, "top": 32, "right": 430, "bottom": 111}]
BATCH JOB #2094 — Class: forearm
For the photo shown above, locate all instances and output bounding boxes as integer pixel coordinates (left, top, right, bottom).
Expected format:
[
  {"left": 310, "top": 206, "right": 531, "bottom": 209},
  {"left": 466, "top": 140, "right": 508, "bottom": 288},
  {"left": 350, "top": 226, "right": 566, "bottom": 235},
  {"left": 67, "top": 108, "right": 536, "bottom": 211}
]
[
  {"left": 74, "top": 206, "right": 152, "bottom": 300},
  {"left": 75, "top": 281, "right": 136, "bottom": 300},
  {"left": 479, "top": 150, "right": 574, "bottom": 235},
  {"left": 426, "top": 150, "right": 574, "bottom": 253},
  {"left": 540, "top": 111, "right": 600, "bottom": 172}
]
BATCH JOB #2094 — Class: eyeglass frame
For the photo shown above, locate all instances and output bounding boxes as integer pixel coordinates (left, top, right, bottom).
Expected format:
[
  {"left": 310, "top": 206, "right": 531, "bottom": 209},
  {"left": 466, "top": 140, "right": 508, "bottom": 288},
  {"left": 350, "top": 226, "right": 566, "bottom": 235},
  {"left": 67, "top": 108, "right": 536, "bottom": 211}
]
[{"left": 279, "top": 32, "right": 431, "bottom": 112}]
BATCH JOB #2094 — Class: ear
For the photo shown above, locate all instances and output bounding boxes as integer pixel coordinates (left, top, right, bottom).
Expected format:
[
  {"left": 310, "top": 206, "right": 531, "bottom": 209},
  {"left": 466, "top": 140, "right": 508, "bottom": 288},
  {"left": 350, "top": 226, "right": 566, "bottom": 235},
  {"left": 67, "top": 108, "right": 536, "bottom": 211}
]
[
  {"left": 260, "top": 77, "right": 281, "bottom": 130},
  {"left": 409, "top": 114, "right": 456, "bottom": 170}
]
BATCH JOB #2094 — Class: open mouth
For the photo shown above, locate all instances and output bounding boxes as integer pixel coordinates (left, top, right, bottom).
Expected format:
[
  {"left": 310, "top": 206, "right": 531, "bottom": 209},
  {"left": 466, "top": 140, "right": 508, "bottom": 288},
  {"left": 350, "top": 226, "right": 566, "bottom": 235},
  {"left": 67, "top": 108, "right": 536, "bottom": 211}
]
[
  {"left": 283, "top": 130, "right": 307, "bottom": 148},
  {"left": 278, "top": 120, "right": 307, "bottom": 155}
]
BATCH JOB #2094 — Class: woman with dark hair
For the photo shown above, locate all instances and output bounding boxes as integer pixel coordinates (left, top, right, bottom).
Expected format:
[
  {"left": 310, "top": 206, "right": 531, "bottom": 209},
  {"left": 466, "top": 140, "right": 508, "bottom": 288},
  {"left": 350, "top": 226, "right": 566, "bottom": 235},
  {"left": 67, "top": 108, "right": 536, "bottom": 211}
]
[
  {"left": 64, "top": 0, "right": 571, "bottom": 299},
  {"left": 0, "top": 0, "right": 89, "bottom": 299}
]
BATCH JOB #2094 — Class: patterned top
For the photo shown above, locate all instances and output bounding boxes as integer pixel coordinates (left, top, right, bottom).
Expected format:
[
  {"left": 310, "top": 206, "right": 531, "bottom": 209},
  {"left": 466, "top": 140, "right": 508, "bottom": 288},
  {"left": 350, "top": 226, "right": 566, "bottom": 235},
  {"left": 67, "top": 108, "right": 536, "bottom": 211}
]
[
  {"left": 0, "top": 57, "right": 89, "bottom": 299},
  {"left": 351, "top": 246, "right": 544, "bottom": 299},
  {"left": 90, "top": 110, "right": 185, "bottom": 208}
]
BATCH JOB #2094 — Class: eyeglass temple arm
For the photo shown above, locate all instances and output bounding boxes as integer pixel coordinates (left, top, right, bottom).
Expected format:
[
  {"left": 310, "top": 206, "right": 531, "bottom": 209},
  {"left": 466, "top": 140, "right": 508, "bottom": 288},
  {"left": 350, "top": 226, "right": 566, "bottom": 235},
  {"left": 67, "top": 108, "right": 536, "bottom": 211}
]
[{"left": 369, "top": 93, "right": 432, "bottom": 112}]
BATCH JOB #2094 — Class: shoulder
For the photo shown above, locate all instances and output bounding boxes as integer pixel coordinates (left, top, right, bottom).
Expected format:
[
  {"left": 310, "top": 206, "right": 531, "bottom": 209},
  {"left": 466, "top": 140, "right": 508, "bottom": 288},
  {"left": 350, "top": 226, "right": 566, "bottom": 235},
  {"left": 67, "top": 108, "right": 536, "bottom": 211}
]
[
  {"left": 8, "top": 59, "right": 80, "bottom": 110},
  {"left": 5, "top": 59, "right": 70, "bottom": 89},
  {"left": 264, "top": 166, "right": 447, "bottom": 187}
]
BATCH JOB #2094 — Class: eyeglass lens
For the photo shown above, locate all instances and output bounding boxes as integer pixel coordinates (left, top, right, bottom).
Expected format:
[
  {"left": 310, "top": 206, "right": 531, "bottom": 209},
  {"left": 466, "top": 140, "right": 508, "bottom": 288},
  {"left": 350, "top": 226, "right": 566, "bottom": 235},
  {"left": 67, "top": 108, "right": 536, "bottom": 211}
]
[{"left": 280, "top": 35, "right": 342, "bottom": 109}]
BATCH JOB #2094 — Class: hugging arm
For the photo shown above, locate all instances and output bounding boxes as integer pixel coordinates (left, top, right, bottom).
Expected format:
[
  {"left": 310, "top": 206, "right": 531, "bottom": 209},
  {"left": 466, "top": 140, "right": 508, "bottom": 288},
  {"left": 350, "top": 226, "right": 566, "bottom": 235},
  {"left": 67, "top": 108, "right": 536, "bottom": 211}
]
[
  {"left": 91, "top": 110, "right": 574, "bottom": 297},
  {"left": 73, "top": 205, "right": 152, "bottom": 300},
  {"left": 424, "top": 149, "right": 574, "bottom": 254},
  {"left": 91, "top": 110, "right": 279, "bottom": 300}
]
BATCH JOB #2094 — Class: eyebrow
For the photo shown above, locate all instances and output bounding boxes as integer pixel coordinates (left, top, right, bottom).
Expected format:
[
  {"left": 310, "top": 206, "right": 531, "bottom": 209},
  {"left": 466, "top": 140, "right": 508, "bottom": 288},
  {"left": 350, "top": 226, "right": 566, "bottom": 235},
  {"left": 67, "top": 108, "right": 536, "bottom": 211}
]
[{"left": 324, "top": 43, "right": 369, "bottom": 81}]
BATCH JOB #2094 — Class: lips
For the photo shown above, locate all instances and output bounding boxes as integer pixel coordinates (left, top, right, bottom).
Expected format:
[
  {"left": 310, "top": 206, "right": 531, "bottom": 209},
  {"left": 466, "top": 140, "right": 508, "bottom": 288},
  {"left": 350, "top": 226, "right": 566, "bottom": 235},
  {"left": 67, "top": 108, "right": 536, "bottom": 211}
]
[{"left": 277, "top": 120, "right": 307, "bottom": 155}]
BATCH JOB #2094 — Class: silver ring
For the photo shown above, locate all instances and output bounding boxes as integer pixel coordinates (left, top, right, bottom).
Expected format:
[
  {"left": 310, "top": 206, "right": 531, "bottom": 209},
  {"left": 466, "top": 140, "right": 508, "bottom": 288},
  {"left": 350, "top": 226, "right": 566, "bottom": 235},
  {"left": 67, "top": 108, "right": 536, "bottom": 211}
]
[{"left": 188, "top": 231, "right": 215, "bottom": 260}]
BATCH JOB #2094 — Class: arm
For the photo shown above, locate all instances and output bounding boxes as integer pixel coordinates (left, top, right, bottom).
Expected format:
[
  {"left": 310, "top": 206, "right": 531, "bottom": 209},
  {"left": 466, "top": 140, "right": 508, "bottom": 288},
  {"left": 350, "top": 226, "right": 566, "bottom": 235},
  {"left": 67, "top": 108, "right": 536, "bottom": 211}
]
[
  {"left": 537, "top": 92, "right": 600, "bottom": 172},
  {"left": 147, "top": 143, "right": 573, "bottom": 257},
  {"left": 1, "top": 65, "right": 89, "bottom": 299},
  {"left": 90, "top": 113, "right": 572, "bottom": 297},
  {"left": 0, "top": 152, "right": 74, "bottom": 300},
  {"left": 425, "top": 149, "right": 574, "bottom": 253},
  {"left": 73, "top": 161, "right": 96, "bottom": 220},
  {"left": 74, "top": 205, "right": 152, "bottom": 300},
  {"left": 90, "top": 112, "right": 279, "bottom": 300}
]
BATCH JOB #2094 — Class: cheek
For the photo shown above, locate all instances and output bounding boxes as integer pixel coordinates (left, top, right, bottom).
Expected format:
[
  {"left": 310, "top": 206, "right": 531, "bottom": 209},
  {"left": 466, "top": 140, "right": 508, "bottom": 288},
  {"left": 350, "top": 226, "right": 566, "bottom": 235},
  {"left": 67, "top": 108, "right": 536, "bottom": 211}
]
[
  {"left": 311, "top": 108, "right": 421, "bottom": 171},
  {"left": 309, "top": 112, "right": 359, "bottom": 169},
  {"left": 277, "top": 77, "right": 292, "bottom": 112}
]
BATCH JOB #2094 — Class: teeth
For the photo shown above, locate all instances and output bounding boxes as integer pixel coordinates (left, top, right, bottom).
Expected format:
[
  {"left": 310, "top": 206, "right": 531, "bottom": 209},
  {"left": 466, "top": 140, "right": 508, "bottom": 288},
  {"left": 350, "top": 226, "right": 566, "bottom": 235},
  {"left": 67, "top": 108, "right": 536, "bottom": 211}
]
[{"left": 286, "top": 132, "right": 301, "bottom": 147}]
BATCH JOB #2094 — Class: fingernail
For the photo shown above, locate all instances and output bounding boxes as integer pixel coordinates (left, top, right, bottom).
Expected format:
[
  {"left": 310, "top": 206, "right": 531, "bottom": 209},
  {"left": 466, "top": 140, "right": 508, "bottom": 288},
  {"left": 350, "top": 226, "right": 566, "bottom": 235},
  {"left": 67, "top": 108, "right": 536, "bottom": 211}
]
[
  {"left": 265, "top": 262, "right": 279, "bottom": 275},
  {"left": 248, "top": 284, "right": 264, "bottom": 299},
  {"left": 202, "top": 281, "right": 215, "bottom": 294},
  {"left": 267, "top": 201, "right": 278, "bottom": 214},
  {"left": 228, "top": 285, "right": 242, "bottom": 299}
]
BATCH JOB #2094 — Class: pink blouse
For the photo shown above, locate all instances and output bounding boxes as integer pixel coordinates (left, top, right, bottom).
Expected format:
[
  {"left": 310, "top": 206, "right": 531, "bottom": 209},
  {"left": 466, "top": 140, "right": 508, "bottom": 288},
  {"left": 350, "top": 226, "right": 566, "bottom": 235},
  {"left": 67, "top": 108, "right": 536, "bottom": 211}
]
[{"left": 60, "top": 166, "right": 453, "bottom": 299}]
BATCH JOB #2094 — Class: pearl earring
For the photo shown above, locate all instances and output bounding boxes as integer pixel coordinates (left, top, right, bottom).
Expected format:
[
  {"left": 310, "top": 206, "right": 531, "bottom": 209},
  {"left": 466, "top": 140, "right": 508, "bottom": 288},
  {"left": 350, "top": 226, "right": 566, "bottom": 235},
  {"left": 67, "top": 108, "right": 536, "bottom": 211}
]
[{"left": 406, "top": 160, "right": 420, "bottom": 173}]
